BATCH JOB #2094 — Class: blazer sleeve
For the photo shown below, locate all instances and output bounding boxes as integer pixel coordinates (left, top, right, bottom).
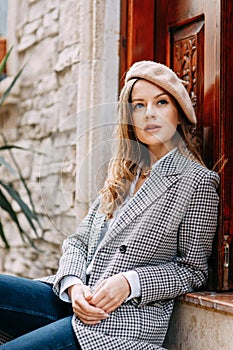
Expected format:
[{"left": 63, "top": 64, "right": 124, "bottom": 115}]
[
  {"left": 134, "top": 170, "right": 220, "bottom": 308},
  {"left": 51, "top": 197, "right": 101, "bottom": 296}
]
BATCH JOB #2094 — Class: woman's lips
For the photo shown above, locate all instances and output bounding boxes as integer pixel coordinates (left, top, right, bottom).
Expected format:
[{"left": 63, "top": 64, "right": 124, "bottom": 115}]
[{"left": 144, "top": 124, "right": 161, "bottom": 132}]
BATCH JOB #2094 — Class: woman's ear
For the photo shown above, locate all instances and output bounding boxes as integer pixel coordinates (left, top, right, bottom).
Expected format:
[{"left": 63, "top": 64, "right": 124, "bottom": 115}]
[{"left": 177, "top": 110, "right": 183, "bottom": 125}]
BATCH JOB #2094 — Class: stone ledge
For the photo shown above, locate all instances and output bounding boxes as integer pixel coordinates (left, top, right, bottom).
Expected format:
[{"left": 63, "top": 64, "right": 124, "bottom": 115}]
[
  {"left": 163, "top": 292, "right": 233, "bottom": 349},
  {"left": 179, "top": 291, "right": 233, "bottom": 315}
]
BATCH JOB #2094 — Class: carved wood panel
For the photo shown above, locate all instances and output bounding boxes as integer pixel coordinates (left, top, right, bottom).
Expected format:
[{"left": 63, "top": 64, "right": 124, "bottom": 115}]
[
  {"left": 171, "top": 19, "right": 204, "bottom": 125},
  {"left": 174, "top": 37, "right": 197, "bottom": 106}
]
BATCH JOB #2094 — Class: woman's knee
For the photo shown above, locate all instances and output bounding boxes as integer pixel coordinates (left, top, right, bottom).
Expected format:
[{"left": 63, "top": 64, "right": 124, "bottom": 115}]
[
  {"left": 0, "top": 274, "right": 71, "bottom": 320},
  {"left": 0, "top": 274, "right": 72, "bottom": 339}
]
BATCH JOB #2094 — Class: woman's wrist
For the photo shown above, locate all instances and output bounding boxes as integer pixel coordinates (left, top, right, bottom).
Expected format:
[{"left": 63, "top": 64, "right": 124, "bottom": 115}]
[{"left": 68, "top": 283, "right": 82, "bottom": 299}]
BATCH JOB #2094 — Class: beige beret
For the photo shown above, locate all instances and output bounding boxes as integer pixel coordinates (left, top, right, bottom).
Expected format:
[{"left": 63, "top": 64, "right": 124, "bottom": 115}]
[{"left": 125, "top": 60, "right": 197, "bottom": 124}]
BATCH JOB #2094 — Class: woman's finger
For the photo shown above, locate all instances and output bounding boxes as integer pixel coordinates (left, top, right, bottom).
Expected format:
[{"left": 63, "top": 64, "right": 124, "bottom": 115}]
[
  {"left": 91, "top": 274, "right": 130, "bottom": 312},
  {"left": 70, "top": 284, "right": 109, "bottom": 322}
]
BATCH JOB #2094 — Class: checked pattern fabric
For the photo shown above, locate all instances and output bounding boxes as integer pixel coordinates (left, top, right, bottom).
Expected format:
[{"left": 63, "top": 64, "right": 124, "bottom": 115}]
[{"left": 40, "top": 149, "right": 220, "bottom": 350}]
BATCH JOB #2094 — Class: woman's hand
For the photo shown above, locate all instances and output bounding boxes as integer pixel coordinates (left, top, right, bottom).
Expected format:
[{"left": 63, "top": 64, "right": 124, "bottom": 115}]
[
  {"left": 90, "top": 274, "right": 131, "bottom": 313},
  {"left": 68, "top": 284, "right": 109, "bottom": 325}
]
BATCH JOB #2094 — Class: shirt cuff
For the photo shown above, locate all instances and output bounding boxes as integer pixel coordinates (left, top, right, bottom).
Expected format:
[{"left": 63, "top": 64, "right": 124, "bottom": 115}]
[
  {"left": 121, "top": 270, "right": 141, "bottom": 301},
  {"left": 59, "top": 276, "right": 84, "bottom": 302}
]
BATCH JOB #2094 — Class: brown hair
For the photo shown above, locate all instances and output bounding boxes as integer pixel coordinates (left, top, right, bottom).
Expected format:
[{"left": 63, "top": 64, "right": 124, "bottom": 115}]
[{"left": 99, "top": 79, "right": 204, "bottom": 218}]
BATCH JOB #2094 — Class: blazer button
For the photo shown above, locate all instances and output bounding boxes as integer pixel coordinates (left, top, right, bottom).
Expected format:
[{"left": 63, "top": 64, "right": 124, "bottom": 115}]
[{"left": 119, "top": 245, "right": 127, "bottom": 253}]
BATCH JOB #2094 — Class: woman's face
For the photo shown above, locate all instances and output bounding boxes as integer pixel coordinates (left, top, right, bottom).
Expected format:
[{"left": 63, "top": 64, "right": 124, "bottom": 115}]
[{"left": 131, "top": 79, "right": 180, "bottom": 160}]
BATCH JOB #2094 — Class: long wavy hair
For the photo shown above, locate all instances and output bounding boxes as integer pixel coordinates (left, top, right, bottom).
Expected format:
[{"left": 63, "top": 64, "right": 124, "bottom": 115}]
[{"left": 99, "top": 78, "right": 204, "bottom": 218}]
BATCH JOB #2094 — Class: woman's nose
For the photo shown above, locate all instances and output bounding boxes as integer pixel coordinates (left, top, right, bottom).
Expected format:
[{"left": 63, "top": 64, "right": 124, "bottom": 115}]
[{"left": 145, "top": 106, "right": 156, "bottom": 120}]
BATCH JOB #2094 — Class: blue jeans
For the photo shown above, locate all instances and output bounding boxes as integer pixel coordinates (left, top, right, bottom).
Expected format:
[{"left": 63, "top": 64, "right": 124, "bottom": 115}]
[{"left": 0, "top": 274, "right": 81, "bottom": 349}]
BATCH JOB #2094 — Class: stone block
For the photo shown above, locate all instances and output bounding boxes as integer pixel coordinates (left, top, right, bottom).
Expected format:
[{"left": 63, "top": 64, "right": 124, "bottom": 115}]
[
  {"left": 22, "top": 39, "right": 58, "bottom": 79},
  {"left": 42, "top": 228, "right": 64, "bottom": 248},
  {"left": 21, "top": 110, "right": 41, "bottom": 126},
  {"left": 0, "top": 219, "right": 24, "bottom": 247},
  {"left": 38, "top": 21, "right": 59, "bottom": 40},
  {"left": 49, "top": 214, "right": 77, "bottom": 238},
  {"left": 53, "top": 131, "right": 76, "bottom": 148},
  {"left": 57, "top": 31, "right": 80, "bottom": 52},
  {"left": 18, "top": 125, "right": 41, "bottom": 141},
  {"left": 4, "top": 251, "right": 27, "bottom": 276},
  {"left": 53, "top": 189, "right": 74, "bottom": 214},
  {"left": 60, "top": 84, "right": 78, "bottom": 116},
  {"left": 17, "top": 33, "right": 37, "bottom": 52},
  {"left": 44, "top": 8, "right": 59, "bottom": 26},
  {"left": 45, "top": 0, "right": 58, "bottom": 12},
  {"left": 44, "top": 90, "right": 59, "bottom": 108},
  {"left": 35, "top": 26, "right": 45, "bottom": 42},
  {"left": 32, "top": 73, "right": 58, "bottom": 95},
  {"left": 20, "top": 99, "right": 33, "bottom": 111},
  {"left": 24, "top": 18, "right": 42, "bottom": 35},
  {"left": 55, "top": 45, "right": 80, "bottom": 72},
  {"left": 2, "top": 242, "right": 59, "bottom": 278},
  {"left": 58, "top": 111, "right": 78, "bottom": 133},
  {"left": 28, "top": 0, "right": 46, "bottom": 22},
  {"left": 32, "top": 95, "right": 44, "bottom": 110},
  {"left": 58, "top": 1, "right": 80, "bottom": 46}
]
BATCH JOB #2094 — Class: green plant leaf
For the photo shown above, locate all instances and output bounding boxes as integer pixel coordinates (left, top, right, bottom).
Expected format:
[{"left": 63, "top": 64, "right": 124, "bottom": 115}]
[
  {"left": 0, "top": 143, "right": 46, "bottom": 156},
  {"left": 0, "top": 188, "right": 24, "bottom": 233},
  {"left": 0, "top": 186, "right": 39, "bottom": 247},
  {"left": 0, "top": 156, "right": 16, "bottom": 175},
  {"left": 0, "top": 181, "right": 39, "bottom": 237},
  {"left": 0, "top": 133, "right": 45, "bottom": 235},
  {"left": 0, "top": 145, "right": 30, "bottom": 151},
  {"left": 0, "top": 219, "right": 10, "bottom": 249},
  {"left": 0, "top": 64, "right": 25, "bottom": 107},
  {"left": 0, "top": 49, "right": 44, "bottom": 249},
  {"left": 0, "top": 46, "right": 13, "bottom": 76}
]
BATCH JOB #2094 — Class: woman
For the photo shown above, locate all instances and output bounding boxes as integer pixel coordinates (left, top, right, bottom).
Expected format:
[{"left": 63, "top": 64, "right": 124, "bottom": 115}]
[{"left": 0, "top": 61, "right": 219, "bottom": 349}]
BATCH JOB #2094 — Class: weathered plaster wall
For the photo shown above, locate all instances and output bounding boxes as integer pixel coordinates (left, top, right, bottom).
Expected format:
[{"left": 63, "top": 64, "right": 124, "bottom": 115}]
[{"left": 0, "top": 0, "right": 120, "bottom": 278}]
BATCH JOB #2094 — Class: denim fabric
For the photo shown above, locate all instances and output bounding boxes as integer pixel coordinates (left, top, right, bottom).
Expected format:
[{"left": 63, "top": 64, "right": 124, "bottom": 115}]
[{"left": 0, "top": 274, "right": 81, "bottom": 349}]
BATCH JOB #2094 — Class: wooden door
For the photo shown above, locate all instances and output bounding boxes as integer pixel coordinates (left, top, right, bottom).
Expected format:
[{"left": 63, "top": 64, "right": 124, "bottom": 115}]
[
  {"left": 120, "top": 0, "right": 233, "bottom": 290},
  {"left": 119, "top": 0, "right": 155, "bottom": 88}
]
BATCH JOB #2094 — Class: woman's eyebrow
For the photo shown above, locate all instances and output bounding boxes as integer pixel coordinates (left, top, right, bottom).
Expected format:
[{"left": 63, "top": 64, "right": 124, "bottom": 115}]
[
  {"left": 131, "top": 92, "right": 168, "bottom": 103},
  {"left": 131, "top": 98, "right": 144, "bottom": 102},
  {"left": 155, "top": 92, "right": 168, "bottom": 99}
]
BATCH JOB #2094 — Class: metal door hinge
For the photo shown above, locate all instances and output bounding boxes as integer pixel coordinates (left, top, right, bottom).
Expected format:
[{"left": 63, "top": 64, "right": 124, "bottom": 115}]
[
  {"left": 223, "top": 237, "right": 229, "bottom": 268},
  {"left": 223, "top": 235, "right": 230, "bottom": 289}
]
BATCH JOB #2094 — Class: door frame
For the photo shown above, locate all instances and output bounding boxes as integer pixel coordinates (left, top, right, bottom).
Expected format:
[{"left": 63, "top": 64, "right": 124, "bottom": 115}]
[{"left": 119, "top": 0, "right": 233, "bottom": 291}]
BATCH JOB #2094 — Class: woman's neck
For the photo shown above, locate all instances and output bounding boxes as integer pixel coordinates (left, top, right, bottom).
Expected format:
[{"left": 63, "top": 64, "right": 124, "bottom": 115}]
[{"left": 149, "top": 146, "right": 176, "bottom": 165}]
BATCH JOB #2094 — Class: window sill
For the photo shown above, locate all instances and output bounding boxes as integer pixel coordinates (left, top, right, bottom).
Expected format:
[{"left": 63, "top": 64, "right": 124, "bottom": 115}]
[{"left": 179, "top": 291, "right": 233, "bottom": 315}]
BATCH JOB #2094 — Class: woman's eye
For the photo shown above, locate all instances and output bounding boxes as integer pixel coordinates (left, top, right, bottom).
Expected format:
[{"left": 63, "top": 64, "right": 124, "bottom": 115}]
[
  {"left": 157, "top": 99, "right": 168, "bottom": 106},
  {"left": 132, "top": 103, "right": 145, "bottom": 110}
]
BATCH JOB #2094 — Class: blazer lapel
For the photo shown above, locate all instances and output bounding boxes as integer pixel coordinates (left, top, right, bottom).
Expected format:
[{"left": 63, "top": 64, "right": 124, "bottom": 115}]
[
  {"left": 87, "top": 210, "right": 106, "bottom": 263},
  {"left": 98, "top": 149, "right": 190, "bottom": 249}
]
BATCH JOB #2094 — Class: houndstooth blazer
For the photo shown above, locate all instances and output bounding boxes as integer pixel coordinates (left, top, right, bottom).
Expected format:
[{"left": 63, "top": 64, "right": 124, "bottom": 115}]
[{"left": 41, "top": 149, "right": 219, "bottom": 350}]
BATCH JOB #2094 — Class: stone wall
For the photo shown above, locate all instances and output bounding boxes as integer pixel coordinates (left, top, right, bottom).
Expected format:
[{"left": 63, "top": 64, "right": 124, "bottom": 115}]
[{"left": 0, "top": 0, "right": 120, "bottom": 278}]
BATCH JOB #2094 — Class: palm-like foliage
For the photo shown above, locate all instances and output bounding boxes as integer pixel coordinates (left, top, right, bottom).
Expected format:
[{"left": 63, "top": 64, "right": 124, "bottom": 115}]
[
  {"left": 0, "top": 47, "right": 24, "bottom": 106},
  {"left": 0, "top": 48, "right": 43, "bottom": 248}
]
